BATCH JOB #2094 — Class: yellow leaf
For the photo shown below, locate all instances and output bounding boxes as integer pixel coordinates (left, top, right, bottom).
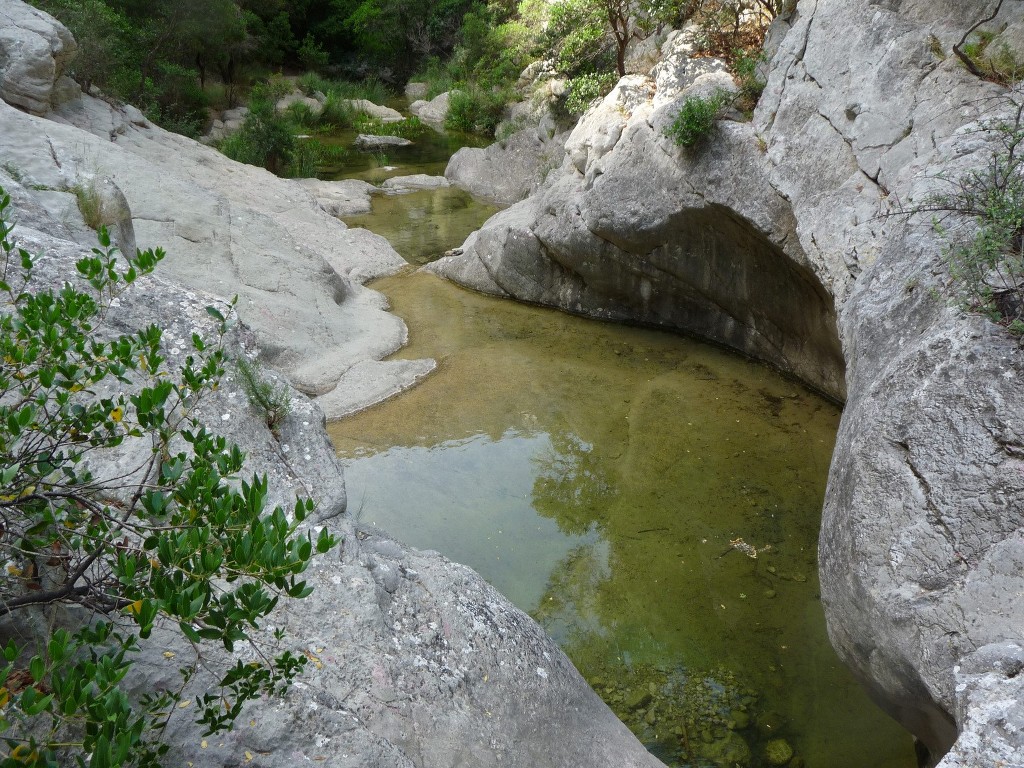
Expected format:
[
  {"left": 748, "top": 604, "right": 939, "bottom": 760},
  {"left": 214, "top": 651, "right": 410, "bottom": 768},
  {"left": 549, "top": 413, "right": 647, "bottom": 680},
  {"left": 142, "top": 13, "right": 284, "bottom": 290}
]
[
  {"left": 124, "top": 599, "right": 143, "bottom": 615},
  {"left": 178, "top": 699, "right": 191, "bottom": 709},
  {"left": 245, "top": 751, "right": 253, "bottom": 762},
  {"left": 200, "top": 740, "right": 208, "bottom": 749},
  {"left": 6, "top": 565, "right": 21, "bottom": 576},
  {"left": 163, "top": 651, "right": 176, "bottom": 659},
  {"left": 110, "top": 407, "right": 123, "bottom": 422},
  {"left": 0, "top": 686, "right": 8, "bottom": 707}
]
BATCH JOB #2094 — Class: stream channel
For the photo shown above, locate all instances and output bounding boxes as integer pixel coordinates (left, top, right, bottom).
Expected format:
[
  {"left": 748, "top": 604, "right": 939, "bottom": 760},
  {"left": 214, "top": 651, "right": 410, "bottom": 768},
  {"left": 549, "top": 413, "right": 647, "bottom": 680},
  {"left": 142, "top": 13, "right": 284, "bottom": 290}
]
[{"left": 320, "top": 119, "right": 917, "bottom": 768}]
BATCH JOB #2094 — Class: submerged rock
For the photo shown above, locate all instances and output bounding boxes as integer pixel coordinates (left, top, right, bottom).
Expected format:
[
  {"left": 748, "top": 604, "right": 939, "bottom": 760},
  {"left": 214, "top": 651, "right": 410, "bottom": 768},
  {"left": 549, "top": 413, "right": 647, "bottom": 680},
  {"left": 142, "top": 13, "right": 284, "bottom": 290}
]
[{"left": 765, "top": 738, "right": 794, "bottom": 766}]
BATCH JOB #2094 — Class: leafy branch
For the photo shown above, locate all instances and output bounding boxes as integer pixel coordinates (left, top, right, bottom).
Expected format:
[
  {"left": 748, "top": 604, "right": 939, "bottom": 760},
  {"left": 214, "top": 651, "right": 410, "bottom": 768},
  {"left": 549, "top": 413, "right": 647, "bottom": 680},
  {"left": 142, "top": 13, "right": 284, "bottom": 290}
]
[{"left": 0, "top": 186, "right": 337, "bottom": 767}]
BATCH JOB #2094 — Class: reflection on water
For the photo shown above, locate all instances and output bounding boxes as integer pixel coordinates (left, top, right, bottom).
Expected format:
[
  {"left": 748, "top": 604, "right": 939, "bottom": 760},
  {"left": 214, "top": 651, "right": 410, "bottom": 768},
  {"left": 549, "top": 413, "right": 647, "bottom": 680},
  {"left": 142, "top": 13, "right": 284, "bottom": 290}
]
[
  {"left": 343, "top": 187, "right": 498, "bottom": 266},
  {"left": 329, "top": 272, "right": 916, "bottom": 768},
  {"left": 320, "top": 126, "right": 490, "bottom": 183}
]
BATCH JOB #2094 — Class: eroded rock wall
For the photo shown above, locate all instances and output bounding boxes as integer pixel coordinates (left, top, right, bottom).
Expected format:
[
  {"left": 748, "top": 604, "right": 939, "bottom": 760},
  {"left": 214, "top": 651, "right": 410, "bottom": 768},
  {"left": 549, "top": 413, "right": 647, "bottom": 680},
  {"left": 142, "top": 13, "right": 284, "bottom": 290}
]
[{"left": 431, "top": 1, "right": 1024, "bottom": 764}]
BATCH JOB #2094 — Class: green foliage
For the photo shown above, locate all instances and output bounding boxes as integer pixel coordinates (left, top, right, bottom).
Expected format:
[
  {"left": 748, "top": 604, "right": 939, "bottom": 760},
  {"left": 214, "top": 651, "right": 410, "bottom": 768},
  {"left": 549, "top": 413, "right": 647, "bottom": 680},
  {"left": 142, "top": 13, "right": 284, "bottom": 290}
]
[
  {"left": 0, "top": 188, "right": 336, "bottom": 766},
  {"left": 565, "top": 71, "right": 617, "bottom": 115},
  {"left": 234, "top": 357, "right": 292, "bottom": 434},
  {"left": 297, "top": 34, "right": 330, "bottom": 72},
  {"left": 218, "top": 85, "right": 296, "bottom": 174},
  {"left": 959, "top": 29, "right": 1024, "bottom": 86},
  {"left": 910, "top": 98, "right": 1024, "bottom": 335},
  {"left": 351, "top": 115, "right": 428, "bottom": 139},
  {"left": 665, "top": 89, "right": 732, "bottom": 148},
  {"left": 288, "top": 139, "right": 350, "bottom": 179},
  {"left": 731, "top": 47, "right": 765, "bottom": 111},
  {"left": 445, "top": 87, "right": 510, "bottom": 135}
]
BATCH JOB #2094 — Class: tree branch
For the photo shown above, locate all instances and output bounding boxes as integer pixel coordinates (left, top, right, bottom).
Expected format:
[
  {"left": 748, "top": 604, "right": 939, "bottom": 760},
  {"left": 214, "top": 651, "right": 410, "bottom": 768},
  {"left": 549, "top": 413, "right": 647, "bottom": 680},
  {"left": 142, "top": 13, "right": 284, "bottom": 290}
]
[{"left": 953, "top": 0, "right": 1006, "bottom": 80}]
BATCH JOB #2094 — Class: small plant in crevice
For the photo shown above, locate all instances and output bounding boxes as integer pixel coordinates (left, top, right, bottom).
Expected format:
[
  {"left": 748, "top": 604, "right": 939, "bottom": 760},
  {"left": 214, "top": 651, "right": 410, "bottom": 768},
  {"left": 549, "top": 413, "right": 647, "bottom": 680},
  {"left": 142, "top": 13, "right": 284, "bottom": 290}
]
[
  {"left": 665, "top": 89, "right": 733, "bottom": 148},
  {"left": 71, "top": 180, "right": 103, "bottom": 230},
  {"left": 234, "top": 355, "right": 293, "bottom": 436},
  {"left": 910, "top": 95, "right": 1024, "bottom": 336},
  {"left": 731, "top": 47, "right": 766, "bottom": 114},
  {"left": 953, "top": 0, "right": 1023, "bottom": 86}
]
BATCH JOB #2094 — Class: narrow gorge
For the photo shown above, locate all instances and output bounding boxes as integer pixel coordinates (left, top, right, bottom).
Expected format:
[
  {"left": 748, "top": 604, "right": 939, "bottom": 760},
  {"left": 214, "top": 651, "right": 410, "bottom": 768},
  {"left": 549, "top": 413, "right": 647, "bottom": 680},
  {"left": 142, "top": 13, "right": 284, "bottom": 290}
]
[{"left": 1, "top": 1, "right": 1023, "bottom": 767}]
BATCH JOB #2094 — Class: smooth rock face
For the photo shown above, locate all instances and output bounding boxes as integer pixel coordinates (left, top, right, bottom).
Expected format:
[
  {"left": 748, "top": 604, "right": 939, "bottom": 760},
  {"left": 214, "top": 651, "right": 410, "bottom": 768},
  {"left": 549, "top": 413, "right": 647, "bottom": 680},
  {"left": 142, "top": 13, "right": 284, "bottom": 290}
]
[
  {"left": 446, "top": 126, "right": 569, "bottom": 206},
  {"left": 430, "top": 2, "right": 1024, "bottom": 765},
  {"left": 345, "top": 98, "right": 403, "bottom": 122},
  {"left": 432, "top": 76, "right": 845, "bottom": 401},
  {"left": 379, "top": 173, "right": 450, "bottom": 193},
  {"left": 2, "top": 89, "right": 414, "bottom": 401},
  {"left": 409, "top": 91, "right": 451, "bottom": 124},
  {"left": 354, "top": 133, "right": 412, "bottom": 149},
  {"left": 0, "top": 1, "right": 75, "bottom": 115}
]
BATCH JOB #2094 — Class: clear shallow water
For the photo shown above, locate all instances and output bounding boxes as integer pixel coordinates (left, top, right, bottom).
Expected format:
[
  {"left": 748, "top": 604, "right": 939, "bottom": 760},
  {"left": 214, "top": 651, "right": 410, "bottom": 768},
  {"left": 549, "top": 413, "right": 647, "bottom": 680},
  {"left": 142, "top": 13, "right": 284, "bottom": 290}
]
[
  {"left": 328, "top": 272, "right": 917, "bottom": 768},
  {"left": 320, "top": 125, "right": 490, "bottom": 184},
  {"left": 343, "top": 186, "right": 498, "bottom": 266}
]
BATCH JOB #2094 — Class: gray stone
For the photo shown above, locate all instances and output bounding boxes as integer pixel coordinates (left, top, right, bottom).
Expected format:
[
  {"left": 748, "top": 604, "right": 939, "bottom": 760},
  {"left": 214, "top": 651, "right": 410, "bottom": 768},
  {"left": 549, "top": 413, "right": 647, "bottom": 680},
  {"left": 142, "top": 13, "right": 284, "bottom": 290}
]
[
  {"left": 379, "top": 174, "right": 450, "bottom": 194},
  {"left": 277, "top": 92, "right": 324, "bottom": 114},
  {"left": 354, "top": 133, "right": 413, "bottom": 150},
  {"left": 0, "top": 1, "right": 76, "bottom": 115},
  {"left": 446, "top": 126, "right": 569, "bottom": 206},
  {"left": 409, "top": 91, "right": 451, "bottom": 124},
  {"left": 296, "top": 177, "right": 376, "bottom": 217},
  {"left": 344, "top": 98, "right": 404, "bottom": 123},
  {"left": 404, "top": 81, "right": 429, "bottom": 100}
]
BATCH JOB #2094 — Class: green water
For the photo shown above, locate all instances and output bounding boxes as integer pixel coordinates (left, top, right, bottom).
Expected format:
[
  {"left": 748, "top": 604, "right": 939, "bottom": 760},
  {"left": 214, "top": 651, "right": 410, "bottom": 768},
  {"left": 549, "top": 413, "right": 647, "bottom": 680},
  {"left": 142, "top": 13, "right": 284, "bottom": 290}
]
[
  {"left": 319, "top": 126, "right": 490, "bottom": 183},
  {"left": 323, "top": 120, "right": 915, "bottom": 767},
  {"left": 328, "top": 271, "right": 916, "bottom": 768},
  {"left": 343, "top": 186, "right": 498, "bottom": 266}
]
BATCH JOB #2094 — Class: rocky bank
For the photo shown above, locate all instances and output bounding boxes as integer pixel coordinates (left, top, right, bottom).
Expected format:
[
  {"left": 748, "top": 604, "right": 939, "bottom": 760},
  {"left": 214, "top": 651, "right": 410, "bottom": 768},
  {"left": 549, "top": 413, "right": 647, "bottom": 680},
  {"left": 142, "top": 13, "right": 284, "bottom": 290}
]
[
  {"left": 429, "top": 1, "right": 1024, "bottom": 765},
  {"left": 0, "top": 3, "right": 663, "bottom": 766}
]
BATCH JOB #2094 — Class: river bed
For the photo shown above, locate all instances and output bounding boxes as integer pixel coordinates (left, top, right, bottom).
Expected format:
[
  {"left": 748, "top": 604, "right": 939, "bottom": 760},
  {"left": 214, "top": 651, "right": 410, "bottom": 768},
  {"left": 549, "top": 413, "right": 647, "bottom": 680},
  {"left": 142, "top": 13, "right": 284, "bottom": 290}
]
[{"left": 324, "top": 124, "right": 916, "bottom": 767}]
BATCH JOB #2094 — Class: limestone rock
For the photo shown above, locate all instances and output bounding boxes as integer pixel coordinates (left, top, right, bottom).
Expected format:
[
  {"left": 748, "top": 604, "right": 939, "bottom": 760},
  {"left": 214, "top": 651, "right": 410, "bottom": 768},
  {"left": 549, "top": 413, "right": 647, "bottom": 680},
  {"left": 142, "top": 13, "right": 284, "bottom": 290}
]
[
  {"left": 344, "top": 98, "right": 404, "bottom": 123},
  {"left": 0, "top": 0, "right": 76, "bottom": 115},
  {"left": 409, "top": 91, "right": 451, "bottom": 124},
  {"left": 296, "top": 177, "right": 376, "bottom": 217},
  {"left": 446, "top": 126, "right": 568, "bottom": 206},
  {"left": 355, "top": 133, "right": 412, "bottom": 150},
  {"left": 277, "top": 91, "right": 324, "bottom": 114},
  {"left": 380, "top": 174, "right": 450, "bottom": 194},
  {"left": 404, "top": 81, "right": 429, "bottom": 100}
]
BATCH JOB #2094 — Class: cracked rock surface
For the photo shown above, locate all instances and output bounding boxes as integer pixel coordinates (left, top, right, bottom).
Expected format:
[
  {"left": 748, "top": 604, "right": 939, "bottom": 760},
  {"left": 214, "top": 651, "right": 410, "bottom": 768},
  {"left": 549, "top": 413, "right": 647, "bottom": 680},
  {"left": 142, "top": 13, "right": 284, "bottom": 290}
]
[{"left": 430, "top": 1, "right": 1024, "bottom": 764}]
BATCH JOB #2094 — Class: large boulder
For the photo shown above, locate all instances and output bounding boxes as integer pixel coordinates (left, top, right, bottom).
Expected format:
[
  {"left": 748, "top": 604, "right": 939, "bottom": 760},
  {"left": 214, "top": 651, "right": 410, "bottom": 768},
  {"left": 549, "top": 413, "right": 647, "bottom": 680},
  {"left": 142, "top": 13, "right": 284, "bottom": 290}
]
[
  {"left": 409, "top": 91, "right": 451, "bottom": 124},
  {"left": 428, "top": 3, "right": 1024, "bottom": 766},
  {"left": 445, "top": 124, "right": 569, "bottom": 206},
  {"left": 0, "top": 0, "right": 76, "bottom": 115}
]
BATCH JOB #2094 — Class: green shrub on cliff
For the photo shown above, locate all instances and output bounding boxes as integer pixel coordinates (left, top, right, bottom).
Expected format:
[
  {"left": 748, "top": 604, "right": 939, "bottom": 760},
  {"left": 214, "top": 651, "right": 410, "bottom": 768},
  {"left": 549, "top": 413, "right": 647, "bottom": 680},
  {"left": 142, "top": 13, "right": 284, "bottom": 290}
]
[
  {"left": 0, "top": 187, "right": 336, "bottom": 767},
  {"left": 665, "top": 89, "right": 732, "bottom": 148},
  {"left": 913, "top": 97, "right": 1024, "bottom": 335}
]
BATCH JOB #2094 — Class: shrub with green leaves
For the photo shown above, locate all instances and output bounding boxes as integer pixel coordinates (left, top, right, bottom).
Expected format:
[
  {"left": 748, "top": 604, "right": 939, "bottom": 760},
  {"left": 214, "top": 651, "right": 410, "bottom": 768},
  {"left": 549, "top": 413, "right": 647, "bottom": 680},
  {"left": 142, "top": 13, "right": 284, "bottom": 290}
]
[
  {"left": 665, "top": 89, "right": 732, "bottom": 148},
  {"left": 445, "top": 87, "right": 510, "bottom": 135},
  {"left": 565, "top": 71, "right": 617, "bottom": 115},
  {"left": 0, "top": 187, "right": 336, "bottom": 767},
  {"left": 915, "top": 102, "right": 1024, "bottom": 335}
]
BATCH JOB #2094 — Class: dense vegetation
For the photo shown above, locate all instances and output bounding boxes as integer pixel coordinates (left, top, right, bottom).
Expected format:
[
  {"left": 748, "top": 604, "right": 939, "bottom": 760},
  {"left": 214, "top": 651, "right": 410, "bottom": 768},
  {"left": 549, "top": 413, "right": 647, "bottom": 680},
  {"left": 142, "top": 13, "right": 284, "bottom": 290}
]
[{"left": 30, "top": 0, "right": 786, "bottom": 140}]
